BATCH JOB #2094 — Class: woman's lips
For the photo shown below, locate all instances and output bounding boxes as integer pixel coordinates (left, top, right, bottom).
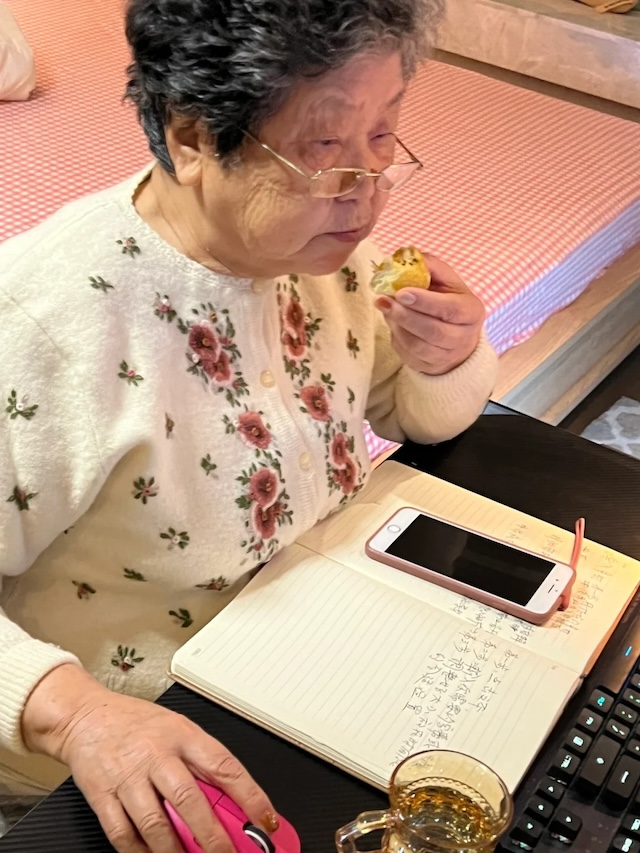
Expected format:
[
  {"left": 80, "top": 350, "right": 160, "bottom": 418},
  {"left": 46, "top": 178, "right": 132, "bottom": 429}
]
[{"left": 326, "top": 226, "right": 370, "bottom": 243}]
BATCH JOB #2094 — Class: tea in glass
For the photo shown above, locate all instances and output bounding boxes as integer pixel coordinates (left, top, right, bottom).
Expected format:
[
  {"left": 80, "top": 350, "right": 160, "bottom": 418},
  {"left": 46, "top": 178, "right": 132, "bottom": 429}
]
[{"left": 335, "top": 750, "right": 513, "bottom": 853}]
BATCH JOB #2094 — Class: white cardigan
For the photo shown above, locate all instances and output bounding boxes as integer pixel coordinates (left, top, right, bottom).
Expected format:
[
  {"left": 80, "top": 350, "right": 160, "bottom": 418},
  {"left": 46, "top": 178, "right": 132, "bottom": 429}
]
[{"left": 0, "top": 169, "right": 498, "bottom": 788}]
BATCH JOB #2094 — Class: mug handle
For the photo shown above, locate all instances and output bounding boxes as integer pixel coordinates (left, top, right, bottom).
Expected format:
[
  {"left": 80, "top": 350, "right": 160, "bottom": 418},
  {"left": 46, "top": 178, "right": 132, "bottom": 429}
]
[{"left": 335, "top": 809, "right": 392, "bottom": 852}]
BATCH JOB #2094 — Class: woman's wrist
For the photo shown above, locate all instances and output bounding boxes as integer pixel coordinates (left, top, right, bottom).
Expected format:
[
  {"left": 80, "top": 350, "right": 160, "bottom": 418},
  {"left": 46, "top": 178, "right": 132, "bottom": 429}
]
[{"left": 21, "top": 662, "right": 107, "bottom": 760}]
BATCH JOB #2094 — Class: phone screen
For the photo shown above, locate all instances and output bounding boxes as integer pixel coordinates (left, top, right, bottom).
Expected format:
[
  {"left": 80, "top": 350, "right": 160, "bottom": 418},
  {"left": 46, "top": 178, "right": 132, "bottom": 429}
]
[{"left": 385, "top": 514, "right": 557, "bottom": 605}]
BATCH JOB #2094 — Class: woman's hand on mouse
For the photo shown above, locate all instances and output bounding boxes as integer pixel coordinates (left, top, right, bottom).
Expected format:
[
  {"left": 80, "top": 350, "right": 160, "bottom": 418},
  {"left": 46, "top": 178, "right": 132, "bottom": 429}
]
[
  {"left": 375, "top": 254, "right": 485, "bottom": 376},
  {"left": 22, "top": 663, "right": 278, "bottom": 853}
]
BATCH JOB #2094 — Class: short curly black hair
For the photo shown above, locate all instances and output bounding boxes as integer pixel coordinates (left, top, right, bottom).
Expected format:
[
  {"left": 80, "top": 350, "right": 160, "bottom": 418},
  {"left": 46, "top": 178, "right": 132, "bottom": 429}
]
[{"left": 125, "top": 0, "right": 440, "bottom": 173}]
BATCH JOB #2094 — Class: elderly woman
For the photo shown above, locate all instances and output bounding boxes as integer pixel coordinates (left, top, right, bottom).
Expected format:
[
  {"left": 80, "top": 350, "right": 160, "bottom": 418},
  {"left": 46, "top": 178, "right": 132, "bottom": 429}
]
[{"left": 0, "top": 0, "right": 497, "bottom": 849}]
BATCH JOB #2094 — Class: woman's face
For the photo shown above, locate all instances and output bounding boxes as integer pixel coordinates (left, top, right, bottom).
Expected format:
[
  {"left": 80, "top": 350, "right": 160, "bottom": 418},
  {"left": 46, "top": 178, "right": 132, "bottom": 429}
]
[{"left": 200, "top": 50, "right": 406, "bottom": 278}]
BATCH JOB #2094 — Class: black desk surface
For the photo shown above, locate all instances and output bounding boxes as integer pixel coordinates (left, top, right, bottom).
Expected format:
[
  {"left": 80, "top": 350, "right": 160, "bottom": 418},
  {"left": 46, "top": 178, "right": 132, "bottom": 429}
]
[{"left": 2, "top": 403, "right": 639, "bottom": 852}]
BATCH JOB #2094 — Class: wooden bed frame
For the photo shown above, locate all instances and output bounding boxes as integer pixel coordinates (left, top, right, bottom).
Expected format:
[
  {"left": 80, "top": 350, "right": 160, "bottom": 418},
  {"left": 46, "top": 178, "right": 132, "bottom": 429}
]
[
  {"left": 495, "top": 244, "right": 640, "bottom": 423},
  {"left": 437, "top": 52, "right": 640, "bottom": 425}
]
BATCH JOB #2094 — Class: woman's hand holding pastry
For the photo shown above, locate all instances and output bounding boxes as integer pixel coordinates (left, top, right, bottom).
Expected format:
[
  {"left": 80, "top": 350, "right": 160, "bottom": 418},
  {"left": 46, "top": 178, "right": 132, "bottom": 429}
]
[{"left": 374, "top": 252, "right": 484, "bottom": 376}]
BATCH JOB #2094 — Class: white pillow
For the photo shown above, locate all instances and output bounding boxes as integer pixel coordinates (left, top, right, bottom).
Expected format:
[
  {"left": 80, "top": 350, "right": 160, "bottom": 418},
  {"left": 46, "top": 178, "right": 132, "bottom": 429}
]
[{"left": 0, "top": 2, "right": 35, "bottom": 101}]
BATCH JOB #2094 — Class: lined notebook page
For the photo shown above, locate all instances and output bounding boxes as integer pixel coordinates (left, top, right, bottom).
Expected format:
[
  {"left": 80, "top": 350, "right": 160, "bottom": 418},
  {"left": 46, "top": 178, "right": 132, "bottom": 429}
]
[
  {"left": 173, "top": 544, "right": 578, "bottom": 793},
  {"left": 299, "top": 461, "right": 640, "bottom": 675}
]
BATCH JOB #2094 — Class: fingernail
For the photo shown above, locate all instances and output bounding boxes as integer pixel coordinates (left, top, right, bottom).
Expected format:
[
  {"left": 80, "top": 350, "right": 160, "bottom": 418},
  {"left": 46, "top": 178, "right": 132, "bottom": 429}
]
[
  {"left": 396, "top": 291, "right": 416, "bottom": 306},
  {"left": 262, "top": 811, "right": 280, "bottom": 833},
  {"left": 375, "top": 299, "right": 391, "bottom": 315}
]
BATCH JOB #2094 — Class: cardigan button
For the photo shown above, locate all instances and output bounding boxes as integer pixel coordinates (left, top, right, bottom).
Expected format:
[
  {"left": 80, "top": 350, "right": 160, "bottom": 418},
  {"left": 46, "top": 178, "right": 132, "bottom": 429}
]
[
  {"left": 260, "top": 370, "right": 276, "bottom": 388},
  {"left": 252, "top": 280, "right": 264, "bottom": 295},
  {"left": 299, "top": 452, "right": 312, "bottom": 471}
]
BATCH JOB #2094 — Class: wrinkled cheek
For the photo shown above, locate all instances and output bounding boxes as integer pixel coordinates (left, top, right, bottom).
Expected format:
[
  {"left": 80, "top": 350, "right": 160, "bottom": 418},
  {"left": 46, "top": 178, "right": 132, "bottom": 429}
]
[{"left": 244, "top": 191, "right": 329, "bottom": 258}]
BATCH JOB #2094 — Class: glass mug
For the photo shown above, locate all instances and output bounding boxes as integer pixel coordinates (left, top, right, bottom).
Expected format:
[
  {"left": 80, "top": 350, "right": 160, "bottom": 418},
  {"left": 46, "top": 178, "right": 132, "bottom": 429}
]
[{"left": 335, "top": 750, "right": 513, "bottom": 853}]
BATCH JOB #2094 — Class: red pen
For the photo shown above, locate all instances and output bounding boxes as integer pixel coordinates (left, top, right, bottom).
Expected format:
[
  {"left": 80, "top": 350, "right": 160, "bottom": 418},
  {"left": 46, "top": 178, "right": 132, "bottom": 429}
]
[{"left": 559, "top": 517, "right": 585, "bottom": 611}]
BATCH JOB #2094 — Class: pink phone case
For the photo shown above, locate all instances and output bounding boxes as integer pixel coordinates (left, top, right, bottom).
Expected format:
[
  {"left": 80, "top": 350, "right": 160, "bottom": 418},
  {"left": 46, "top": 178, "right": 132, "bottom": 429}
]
[{"left": 365, "top": 508, "right": 571, "bottom": 625}]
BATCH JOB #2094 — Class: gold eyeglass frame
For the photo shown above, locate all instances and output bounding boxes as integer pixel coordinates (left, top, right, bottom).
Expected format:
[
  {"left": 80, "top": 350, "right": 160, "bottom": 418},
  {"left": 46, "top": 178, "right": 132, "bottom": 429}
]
[{"left": 242, "top": 130, "right": 423, "bottom": 199}]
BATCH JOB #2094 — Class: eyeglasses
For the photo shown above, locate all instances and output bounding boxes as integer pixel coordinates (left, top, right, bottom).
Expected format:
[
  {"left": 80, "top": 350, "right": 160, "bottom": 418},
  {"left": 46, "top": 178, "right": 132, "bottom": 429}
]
[{"left": 243, "top": 131, "right": 423, "bottom": 199}]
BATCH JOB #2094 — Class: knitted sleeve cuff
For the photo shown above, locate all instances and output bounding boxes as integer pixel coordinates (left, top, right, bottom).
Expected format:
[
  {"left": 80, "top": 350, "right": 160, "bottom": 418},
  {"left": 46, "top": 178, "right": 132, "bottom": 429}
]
[
  {"left": 394, "top": 329, "right": 499, "bottom": 445},
  {"left": 0, "top": 634, "right": 81, "bottom": 755}
]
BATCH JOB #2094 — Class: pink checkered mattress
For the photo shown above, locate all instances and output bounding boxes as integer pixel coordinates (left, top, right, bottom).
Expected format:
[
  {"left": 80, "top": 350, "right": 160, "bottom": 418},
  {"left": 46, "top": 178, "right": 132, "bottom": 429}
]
[{"left": 2, "top": 0, "right": 640, "bottom": 459}]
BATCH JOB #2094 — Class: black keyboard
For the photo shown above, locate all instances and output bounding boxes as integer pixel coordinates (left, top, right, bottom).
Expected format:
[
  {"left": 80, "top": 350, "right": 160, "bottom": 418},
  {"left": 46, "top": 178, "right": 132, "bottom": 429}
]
[{"left": 498, "top": 594, "right": 640, "bottom": 853}]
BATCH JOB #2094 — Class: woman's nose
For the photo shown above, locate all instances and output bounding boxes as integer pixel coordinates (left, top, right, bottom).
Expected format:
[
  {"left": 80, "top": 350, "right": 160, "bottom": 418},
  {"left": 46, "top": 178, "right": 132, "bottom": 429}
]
[{"left": 345, "top": 172, "right": 378, "bottom": 203}]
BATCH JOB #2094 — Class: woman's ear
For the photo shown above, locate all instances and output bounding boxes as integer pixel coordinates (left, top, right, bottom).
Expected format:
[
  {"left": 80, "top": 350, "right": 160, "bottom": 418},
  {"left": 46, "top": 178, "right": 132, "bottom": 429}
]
[{"left": 164, "top": 116, "right": 215, "bottom": 186}]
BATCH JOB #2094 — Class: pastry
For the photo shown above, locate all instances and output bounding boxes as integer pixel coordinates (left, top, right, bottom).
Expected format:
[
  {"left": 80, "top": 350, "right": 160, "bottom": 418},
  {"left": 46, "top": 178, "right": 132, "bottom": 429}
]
[{"left": 370, "top": 246, "right": 431, "bottom": 296}]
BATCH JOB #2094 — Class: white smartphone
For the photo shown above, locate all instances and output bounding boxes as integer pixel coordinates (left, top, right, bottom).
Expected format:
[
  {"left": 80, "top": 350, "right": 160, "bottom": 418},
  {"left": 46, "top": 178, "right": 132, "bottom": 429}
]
[{"left": 365, "top": 507, "right": 575, "bottom": 625}]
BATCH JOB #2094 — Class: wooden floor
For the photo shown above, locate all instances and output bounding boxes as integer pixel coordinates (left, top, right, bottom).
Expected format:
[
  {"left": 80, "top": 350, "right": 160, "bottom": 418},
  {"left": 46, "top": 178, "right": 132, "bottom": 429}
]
[{"left": 560, "top": 345, "right": 640, "bottom": 435}]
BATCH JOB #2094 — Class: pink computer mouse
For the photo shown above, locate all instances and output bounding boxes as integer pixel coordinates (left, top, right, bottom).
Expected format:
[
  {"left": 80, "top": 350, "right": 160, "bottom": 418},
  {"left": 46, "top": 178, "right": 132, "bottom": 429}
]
[{"left": 164, "top": 780, "right": 301, "bottom": 853}]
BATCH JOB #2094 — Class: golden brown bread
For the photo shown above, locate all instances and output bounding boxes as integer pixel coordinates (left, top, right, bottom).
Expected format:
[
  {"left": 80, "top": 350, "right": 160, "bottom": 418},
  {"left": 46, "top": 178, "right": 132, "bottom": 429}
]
[{"left": 370, "top": 246, "right": 431, "bottom": 296}]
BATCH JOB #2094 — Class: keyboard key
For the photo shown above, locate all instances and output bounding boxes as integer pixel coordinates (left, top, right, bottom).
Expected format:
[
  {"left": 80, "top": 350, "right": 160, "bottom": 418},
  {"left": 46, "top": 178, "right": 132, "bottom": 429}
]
[
  {"left": 525, "top": 795, "right": 554, "bottom": 824},
  {"left": 575, "top": 736, "right": 620, "bottom": 798},
  {"left": 495, "top": 841, "right": 527, "bottom": 853},
  {"left": 590, "top": 689, "right": 615, "bottom": 714},
  {"left": 495, "top": 842, "right": 524, "bottom": 853},
  {"left": 598, "top": 640, "right": 639, "bottom": 696},
  {"left": 610, "top": 836, "right": 640, "bottom": 853},
  {"left": 630, "top": 673, "right": 640, "bottom": 691},
  {"left": 627, "top": 739, "right": 640, "bottom": 758},
  {"left": 608, "top": 720, "right": 632, "bottom": 742},
  {"left": 616, "top": 705, "right": 639, "bottom": 726},
  {"left": 550, "top": 808, "right": 582, "bottom": 841},
  {"left": 624, "top": 689, "right": 640, "bottom": 710},
  {"left": 622, "top": 815, "right": 640, "bottom": 838},
  {"left": 537, "top": 779, "right": 564, "bottom": 804},
  {"left": 550, "top": 749, "right": 581, "bottom": 784},
  {"left": 629, "top": 790, "right": 640, "bottom": 815},
  {"left": 565, "top": 727, "right": 592, "bottom": 755},
  {"left": 511, "top": 815, "right": 544, "bottom": 847},
  {"left": 604, "top": 755, "right": 640, "bottom": 809},
  {"left": 577, "top": 708, "right": 604, "bottom": 735}
]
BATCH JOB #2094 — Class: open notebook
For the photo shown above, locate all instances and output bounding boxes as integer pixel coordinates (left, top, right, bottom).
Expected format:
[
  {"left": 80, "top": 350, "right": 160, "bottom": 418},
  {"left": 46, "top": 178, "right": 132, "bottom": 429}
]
[{"left": 171, "top": 461, "right": 640, "bottom": 793}]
